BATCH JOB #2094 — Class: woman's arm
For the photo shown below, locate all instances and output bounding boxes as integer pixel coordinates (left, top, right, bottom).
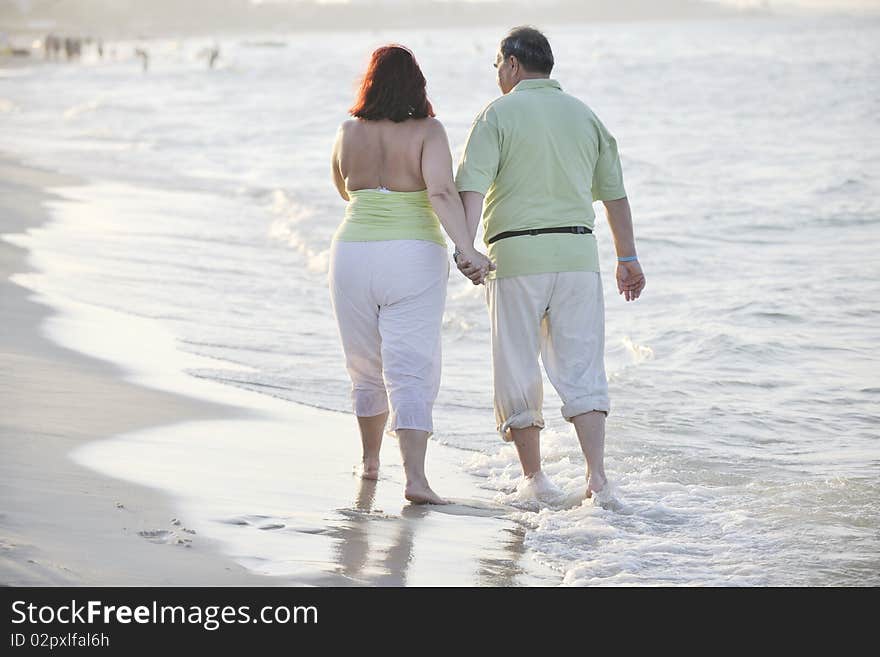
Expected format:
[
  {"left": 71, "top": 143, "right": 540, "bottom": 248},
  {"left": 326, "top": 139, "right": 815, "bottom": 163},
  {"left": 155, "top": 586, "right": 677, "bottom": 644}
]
[
  {"left": 421, "top": 120, "right": 490, "bottom": 272},
  {"left": 459, "top": 191, "right": 484, "bottom": 245},
  {"left": 331, "top": 125, "right": 349, "bottom": 201}
]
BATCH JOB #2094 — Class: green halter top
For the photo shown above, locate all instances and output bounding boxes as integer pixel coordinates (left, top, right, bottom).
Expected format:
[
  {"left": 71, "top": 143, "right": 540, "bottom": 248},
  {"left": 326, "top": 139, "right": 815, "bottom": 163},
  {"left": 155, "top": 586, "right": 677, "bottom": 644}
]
[{"left": 333, "top": 188, "right": 447, "bottom": 248}]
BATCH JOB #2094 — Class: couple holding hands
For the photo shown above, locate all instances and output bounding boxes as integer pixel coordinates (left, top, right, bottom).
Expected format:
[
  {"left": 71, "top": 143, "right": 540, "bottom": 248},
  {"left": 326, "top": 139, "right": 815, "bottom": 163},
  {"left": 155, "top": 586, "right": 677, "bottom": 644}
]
[{"left": 329, "top": 27, "right": 645, "bottom": 505}]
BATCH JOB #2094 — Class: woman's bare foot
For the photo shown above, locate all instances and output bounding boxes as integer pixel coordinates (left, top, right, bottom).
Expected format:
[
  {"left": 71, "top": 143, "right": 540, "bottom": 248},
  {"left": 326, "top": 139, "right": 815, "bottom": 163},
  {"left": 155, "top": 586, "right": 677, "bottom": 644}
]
[
  {"left": 404, "top": 481, "right": 448, "bottom": 505},
  {"left": 355, "top": 457, "right": 380, "bottom": 480},
  {"left": 585, "top": 471, "right": 607, "bottom": 499}
]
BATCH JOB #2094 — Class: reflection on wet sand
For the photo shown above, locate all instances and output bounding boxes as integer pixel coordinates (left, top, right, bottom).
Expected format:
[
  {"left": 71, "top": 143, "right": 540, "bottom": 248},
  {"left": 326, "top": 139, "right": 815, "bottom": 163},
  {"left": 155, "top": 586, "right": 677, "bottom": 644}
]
[
  {"left": 328, "top": 479, "right": 418, "bottom": 586},
  {"left": 475, "top": 524, "right": 534, "bottom": 587},
  {"left": 326, "top": 477, "right": 557, "bottom": 587}
]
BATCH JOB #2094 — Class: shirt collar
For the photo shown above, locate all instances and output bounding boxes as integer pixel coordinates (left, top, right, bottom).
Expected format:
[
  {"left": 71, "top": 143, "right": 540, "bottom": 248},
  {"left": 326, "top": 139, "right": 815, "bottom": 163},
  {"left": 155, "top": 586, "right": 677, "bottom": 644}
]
[{"left": 511, "top": 78, "right": 562, "bottom": 93}]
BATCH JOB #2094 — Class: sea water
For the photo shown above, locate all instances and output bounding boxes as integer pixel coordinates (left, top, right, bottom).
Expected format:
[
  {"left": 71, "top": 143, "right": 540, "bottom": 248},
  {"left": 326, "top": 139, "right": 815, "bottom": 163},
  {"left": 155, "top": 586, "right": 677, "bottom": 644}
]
[{"left": 2, "top": 15, "right": 878, "bottom": 585}]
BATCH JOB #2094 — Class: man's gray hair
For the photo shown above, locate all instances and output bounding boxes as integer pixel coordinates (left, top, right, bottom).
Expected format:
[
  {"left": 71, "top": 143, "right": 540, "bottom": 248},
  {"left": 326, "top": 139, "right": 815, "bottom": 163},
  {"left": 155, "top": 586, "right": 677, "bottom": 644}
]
[{"left": 500, "top": 26, "right": 554, "bottom": 75}]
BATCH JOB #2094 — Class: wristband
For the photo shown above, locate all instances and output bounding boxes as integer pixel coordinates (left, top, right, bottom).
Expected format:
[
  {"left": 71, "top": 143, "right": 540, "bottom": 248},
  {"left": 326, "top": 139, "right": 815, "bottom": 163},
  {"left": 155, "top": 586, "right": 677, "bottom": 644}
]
[{"left": 617, "top": 256, "right": 638, "bottom": 262}]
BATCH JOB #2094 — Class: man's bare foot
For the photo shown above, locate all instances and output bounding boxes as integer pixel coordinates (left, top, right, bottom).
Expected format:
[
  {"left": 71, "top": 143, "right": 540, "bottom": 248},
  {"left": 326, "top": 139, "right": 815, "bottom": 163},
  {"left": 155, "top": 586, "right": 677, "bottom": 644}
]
[
  {"left": 404, "top": 482, "right": 448, "bottom": 505},
  {"left": 355, "top": 457, "right": 380, "bottom": 480},
  {"left": 585, "top": 472, "right": 607, "bottom": 499},
  {"left": 518, "top": 471, "right": 566, "bottom": 505}
]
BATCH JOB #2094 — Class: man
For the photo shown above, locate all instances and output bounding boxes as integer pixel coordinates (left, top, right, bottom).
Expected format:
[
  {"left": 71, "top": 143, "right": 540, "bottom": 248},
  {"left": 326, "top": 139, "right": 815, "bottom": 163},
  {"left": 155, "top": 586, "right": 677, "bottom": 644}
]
[{"left": 454, "top": 26, "right": 645, "bottom": 501}]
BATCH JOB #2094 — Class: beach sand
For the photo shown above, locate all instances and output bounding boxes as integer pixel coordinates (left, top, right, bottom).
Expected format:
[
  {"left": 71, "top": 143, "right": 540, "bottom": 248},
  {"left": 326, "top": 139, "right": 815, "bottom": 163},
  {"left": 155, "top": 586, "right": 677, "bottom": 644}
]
[
  {"left": 0, "top": 156, "right": 285, "bottom": 585},
  {"left": 0, "top": 154, "right": 559, "bottom": 587}
]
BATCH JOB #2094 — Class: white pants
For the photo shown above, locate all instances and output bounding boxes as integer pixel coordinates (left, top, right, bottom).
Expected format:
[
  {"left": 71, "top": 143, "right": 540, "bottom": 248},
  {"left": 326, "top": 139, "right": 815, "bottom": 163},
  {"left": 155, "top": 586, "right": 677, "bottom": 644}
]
[
  {"left": 486, "top": 271, "right": 610, "bottom": 441},
  {"left": 328, "top": 239, "right": 449, "bottom": 435}
]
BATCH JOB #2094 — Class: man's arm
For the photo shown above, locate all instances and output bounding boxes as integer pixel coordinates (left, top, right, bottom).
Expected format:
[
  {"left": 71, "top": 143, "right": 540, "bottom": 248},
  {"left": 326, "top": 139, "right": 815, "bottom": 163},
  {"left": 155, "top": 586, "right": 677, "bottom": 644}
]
[
  {"left": 602, "top": 197, "right": 645, "bottom": 302},
  {"left": 603, "top": 197, "right": 635, "bottom": 257}
]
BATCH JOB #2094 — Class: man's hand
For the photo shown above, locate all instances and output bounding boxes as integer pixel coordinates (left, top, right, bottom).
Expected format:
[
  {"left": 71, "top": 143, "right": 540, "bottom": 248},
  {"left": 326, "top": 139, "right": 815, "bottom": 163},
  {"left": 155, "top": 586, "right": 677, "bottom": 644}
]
[
  {"left": 456, "top": 249, "right": 495, "bottom": 285},
  {"left": 616, "top": 260, "right": 645, "bottom": 301}
]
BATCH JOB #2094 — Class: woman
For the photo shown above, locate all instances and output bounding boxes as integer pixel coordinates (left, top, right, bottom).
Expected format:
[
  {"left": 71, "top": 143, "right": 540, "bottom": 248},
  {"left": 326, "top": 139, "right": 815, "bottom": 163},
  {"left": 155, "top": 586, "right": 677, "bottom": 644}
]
[{"left": 329, "top": 45, "right": 491, "bottom": 505}]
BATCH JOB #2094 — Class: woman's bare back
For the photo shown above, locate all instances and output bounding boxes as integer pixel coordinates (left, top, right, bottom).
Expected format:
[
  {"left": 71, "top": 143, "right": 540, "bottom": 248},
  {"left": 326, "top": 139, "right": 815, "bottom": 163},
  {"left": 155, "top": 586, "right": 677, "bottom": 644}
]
[{"left": 337, "top": 118, "right": 436, "bottom": 193}]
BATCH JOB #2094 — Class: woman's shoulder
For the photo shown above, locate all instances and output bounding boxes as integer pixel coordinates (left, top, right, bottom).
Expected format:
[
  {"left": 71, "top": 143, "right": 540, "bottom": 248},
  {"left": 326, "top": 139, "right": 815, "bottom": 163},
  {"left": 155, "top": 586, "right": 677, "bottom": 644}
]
[
  {"left": 376, "top": 116, "right": 444, "bottom": 133},
  {"left": 411, "top": 116, "right": 446, "bottom": 136},
  {"left": 339, "top": 116, "right": 445, "bottom": 143},
  {"left": 338, "top": 118, "right": 361, "bottom": 133}
]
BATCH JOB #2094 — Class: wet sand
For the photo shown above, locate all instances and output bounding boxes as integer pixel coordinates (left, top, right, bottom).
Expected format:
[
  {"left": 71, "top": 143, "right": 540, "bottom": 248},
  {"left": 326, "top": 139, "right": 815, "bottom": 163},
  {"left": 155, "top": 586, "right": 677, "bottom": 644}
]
[{"left": 0, "top": 155, "right": 284, "bottom": 585}]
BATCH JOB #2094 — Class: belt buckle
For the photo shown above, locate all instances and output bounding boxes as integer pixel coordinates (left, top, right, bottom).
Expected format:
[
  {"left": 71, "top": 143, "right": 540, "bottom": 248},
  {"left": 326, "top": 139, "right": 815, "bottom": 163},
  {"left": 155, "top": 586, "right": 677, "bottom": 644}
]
[
  {"left": 575, "top": 226, "right": 586, "bottom": 234},
  {"left": 528, "top": 229, "right": 539, "bottom": 236}
]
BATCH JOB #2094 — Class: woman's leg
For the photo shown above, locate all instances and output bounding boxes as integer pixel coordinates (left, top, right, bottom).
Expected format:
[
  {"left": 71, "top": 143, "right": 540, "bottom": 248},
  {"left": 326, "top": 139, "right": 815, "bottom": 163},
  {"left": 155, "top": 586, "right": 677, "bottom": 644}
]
[
  {"left": 329, "top": 241, "right": 390, "bottom": 477},
  {"left": 397, "top": 429, "right": 446, "bottom": 504},
  {"left": 356, "top": 411, "right": 387, "bottom": 480},
  {"left": 377, "top": 242, "right": 449, "bottom": 504}
]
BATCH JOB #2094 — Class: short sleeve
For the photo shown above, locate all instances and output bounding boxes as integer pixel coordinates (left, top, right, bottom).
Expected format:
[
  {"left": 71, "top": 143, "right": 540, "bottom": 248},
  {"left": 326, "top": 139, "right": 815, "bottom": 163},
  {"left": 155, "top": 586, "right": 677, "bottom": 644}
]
[
  {"left": 591, "top": 119, "right": 626, "bottom": 202},
  {"left": 455, "top": 107, "right": 501, "bottom": 195}
]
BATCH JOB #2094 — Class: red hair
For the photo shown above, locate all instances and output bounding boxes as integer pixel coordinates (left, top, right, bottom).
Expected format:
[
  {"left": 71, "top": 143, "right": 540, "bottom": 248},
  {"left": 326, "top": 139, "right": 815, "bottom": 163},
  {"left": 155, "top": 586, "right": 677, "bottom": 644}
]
[{"left": 349, "top": 45, "right": 435, "bottom": 122}]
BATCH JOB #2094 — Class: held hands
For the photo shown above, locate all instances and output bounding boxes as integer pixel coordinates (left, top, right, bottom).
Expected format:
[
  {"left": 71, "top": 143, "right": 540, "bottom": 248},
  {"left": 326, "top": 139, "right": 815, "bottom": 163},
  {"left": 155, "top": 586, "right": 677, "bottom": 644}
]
[
  {"left": 617, "top": 260, "right": 646, "bottom": 301},
  {"left": 455, "top": 248, "right": 495, "bottom": 285}
]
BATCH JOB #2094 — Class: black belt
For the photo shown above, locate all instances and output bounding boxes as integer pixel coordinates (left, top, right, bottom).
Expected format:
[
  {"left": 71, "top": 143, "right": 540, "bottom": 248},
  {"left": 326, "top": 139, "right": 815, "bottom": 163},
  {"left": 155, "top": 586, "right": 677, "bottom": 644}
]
[{"left": 487, "top": 225, "right": 592, "bottom": 244}]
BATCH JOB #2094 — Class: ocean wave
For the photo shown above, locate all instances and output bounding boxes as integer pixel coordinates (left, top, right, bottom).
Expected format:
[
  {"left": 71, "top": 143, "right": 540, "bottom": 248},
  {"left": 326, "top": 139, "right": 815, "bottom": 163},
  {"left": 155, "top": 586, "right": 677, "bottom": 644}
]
[
  {"left": 621, "top": 335, "right": 655, "bottom": 363},
  {"left": 63, "top": 98, "right": 103, "bottom": 120},
  {"left": 266, "top": 190, "right": 332, "bottom": 273}
]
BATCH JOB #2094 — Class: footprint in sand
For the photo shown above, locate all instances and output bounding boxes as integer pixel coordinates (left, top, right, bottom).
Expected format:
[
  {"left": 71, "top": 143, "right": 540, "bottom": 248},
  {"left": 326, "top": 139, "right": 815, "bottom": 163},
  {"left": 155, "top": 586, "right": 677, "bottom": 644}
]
[
  {"left": 338, "top": 507, "right": 391, "bottom": 521},
  {"left": 137, "top": 529, "right": 193, "bottom": 547},
  {"left": 137, "top": 529, "right": 174, "bottom": 543},
  {"left": 218, "top": 515, "right": 285, "bottom": 530}
]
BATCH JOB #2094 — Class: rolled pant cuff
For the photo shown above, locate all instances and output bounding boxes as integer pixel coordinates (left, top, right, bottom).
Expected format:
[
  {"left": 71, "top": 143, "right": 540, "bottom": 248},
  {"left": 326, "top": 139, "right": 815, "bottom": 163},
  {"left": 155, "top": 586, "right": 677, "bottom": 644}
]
[
  {"left": 389, "top": 401, "right": 434, "bottom": 435},
  {"left": 498, "top": 409, "right": 545, "bottom": 442},
  {"left": 352, "top": 390, "right": 389, "bottom": 418},
  {"left": 561, "top": 395, "right": 611, "bottom": 421}
]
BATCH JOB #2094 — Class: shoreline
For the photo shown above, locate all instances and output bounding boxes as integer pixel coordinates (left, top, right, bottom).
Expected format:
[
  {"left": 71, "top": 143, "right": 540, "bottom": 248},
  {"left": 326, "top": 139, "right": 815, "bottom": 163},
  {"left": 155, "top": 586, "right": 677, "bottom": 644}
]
[
  {"left": 0, "top": 152, "right": 560, "bottom": 587},
  {"left": 0, "top": 2, "right": 768, "bottom": 41},
  {"left": 0, "top": 154, "right": 289, "bottom": 585}
]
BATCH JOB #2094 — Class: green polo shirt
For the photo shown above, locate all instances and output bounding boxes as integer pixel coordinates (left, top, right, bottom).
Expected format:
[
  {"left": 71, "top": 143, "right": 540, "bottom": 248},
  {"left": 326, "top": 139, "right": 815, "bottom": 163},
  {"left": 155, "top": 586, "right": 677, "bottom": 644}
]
[{"left": 455, "top": 78, "right": 626, "bottom": 279}]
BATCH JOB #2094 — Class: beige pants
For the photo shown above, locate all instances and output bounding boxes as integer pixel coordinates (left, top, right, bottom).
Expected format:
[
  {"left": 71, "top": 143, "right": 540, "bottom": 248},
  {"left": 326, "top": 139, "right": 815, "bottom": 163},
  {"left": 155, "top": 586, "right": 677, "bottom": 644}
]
[{"left": 485, "top": 271, "right": 610, "bottom": 441}]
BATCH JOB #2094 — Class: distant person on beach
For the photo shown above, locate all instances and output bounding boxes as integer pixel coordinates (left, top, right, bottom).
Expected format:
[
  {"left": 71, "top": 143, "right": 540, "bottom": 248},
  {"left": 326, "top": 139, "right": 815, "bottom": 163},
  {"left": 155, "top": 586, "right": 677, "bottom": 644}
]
[
  {"left": 198, "top": 44, "right": 221, "bottom": 69},
  {"left": 135, "top": 47, "right": 149, "bottom": 72},
  {"left": 63, "top": 37, "right": 82, "bottom": 61},
  {"left": 454, "top": 26, "right": 645, "bottom": 502},
  {"left": 329, "top": 45, "right": 492, "bottom": 504}
]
